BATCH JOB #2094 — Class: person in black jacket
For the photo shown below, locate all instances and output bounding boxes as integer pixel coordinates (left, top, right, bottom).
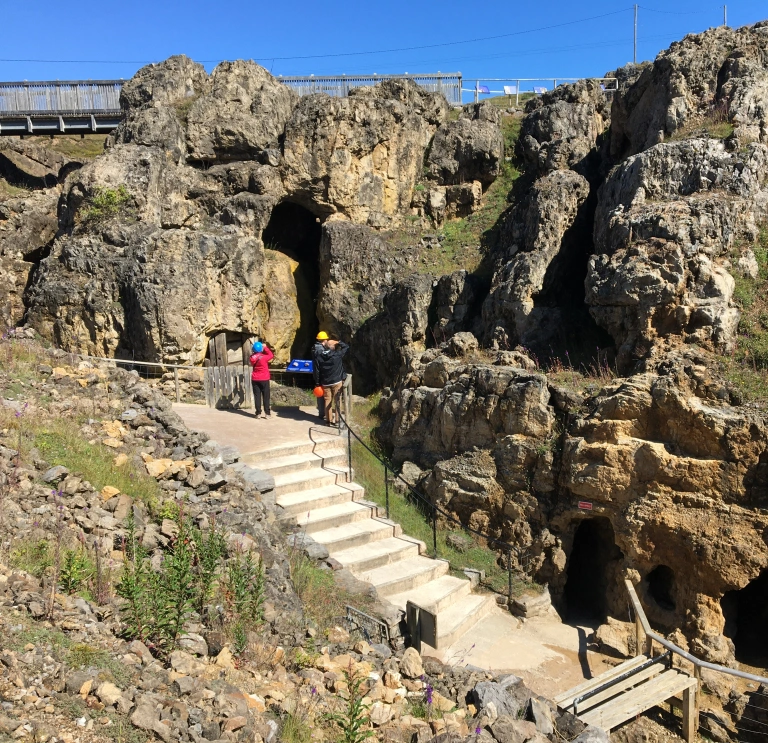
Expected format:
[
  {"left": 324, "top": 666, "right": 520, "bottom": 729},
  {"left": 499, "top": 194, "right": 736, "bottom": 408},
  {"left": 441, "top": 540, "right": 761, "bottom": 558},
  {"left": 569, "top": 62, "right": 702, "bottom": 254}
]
[{"left": 313, "top": 337, "right": 349, "bottom": 426}]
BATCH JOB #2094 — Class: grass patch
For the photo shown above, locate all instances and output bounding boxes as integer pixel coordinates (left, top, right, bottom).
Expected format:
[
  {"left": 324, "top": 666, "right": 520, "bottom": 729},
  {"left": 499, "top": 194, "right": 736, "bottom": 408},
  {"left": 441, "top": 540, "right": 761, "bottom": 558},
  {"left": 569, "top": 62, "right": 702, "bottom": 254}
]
[
  {"left": 720, "top": 227, "right": 768, "bottom": 403},
  {"left": 670, "top": 102, "right": 734, "bottom": 142},
  {"left": 0, "top": 177, "right": 29, "bottom": 201},
  {"left": 386, "top": 113, "right": 523, "bottom": 278},
  {"left": 428, "top": 115, "right": 522, "bottom": 276},
  {"left": 33, "top": 422, "right": 162, "bottom": 509},
  {"left": 25, "top": 134, "right": 106, "bottom": 160},
  {"left": 68, "top": 643, "right": 133, "bottom": 687},
  {"left": 7, "top": 622, "right": 72, "bottom": 653},
  {"left": 9, "top": 539, "right": 52, "bottom": 578},
  {"left": 350, "top": 398, "right": 540, "bottom": 598},
  {"left": 290, "top": 551, "right": 375, "bottom": 631}
]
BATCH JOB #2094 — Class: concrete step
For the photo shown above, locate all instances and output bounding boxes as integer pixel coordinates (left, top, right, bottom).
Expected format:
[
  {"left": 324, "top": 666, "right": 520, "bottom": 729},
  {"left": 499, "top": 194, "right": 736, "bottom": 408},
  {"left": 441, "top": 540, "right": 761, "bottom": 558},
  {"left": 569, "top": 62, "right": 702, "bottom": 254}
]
[
  {"left": 255, "top": 449, "right": 348, "bottom": 477},
  {"left": 273, "top": 468, "right": 347, "bottom": 497},
  {"left": 359, "top": 556, "right": 450, "bottom": 597},
  {"left": 331, "top": 536, "right": 421, "bottom": 572},
  {"left": 277, "top": 483, "right": 362, "bottom": 517},
  {"left": 296, "top": 501, "right": 374, "bottom": 534},
  {"left": 433, "top": 592, "right": 497, "bottom": 649},
  {"left": 388, "top": 574, "right": 472, "bottom": 615},
  {"left": 310, "top": 518, "right": 398, "bottom": 552},
  {"left": 241, "top": 435, "right": 344, "bottom": 464}
]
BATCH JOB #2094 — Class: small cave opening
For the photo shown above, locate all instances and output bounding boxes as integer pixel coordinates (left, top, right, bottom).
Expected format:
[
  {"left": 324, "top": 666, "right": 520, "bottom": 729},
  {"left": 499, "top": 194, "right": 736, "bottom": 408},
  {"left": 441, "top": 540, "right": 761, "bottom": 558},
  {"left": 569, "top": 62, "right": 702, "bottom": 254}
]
[
  {"left": 722, "top": 570, "right": 768, "bottom": 667},
  {"left": 645, "top": 565, "right": 676, "bottom": 611},
  {"left": 262, "top": 201, "right": 322, "bottom": 359},
  {"left": 564, "top": 517, "right": 623, "bottom": 623}
]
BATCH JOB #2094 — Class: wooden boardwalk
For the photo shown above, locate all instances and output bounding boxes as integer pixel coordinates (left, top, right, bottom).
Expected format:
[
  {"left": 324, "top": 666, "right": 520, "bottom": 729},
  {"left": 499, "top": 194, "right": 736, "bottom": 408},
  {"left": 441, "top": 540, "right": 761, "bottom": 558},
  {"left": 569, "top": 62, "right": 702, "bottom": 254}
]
[{"left": 555, "top": 653, "right": 697, "bottom": 740}]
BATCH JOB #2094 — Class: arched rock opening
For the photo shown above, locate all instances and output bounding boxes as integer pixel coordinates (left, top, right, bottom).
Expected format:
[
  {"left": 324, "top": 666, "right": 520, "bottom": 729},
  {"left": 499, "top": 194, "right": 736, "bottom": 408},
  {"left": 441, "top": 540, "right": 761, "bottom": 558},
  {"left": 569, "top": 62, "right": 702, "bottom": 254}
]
[
  {"left": 645, "top": 565, "right": 676, "bottom": 612},
  {"left": 722, "top": 570, "right": 768, "bottom": 667},
  {"left": 262, "top": 201, "right": 322, "bottom": 359},
  {"left": 564, "top": 517, "right": 623, "bottom": 623}
]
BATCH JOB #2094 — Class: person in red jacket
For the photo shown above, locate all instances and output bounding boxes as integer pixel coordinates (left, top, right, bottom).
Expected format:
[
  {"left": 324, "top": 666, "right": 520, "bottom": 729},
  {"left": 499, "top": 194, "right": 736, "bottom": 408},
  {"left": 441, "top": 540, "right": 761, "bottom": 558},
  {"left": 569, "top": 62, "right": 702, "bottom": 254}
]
[{"left": 249, "top": 341, "right": 274, "bottom": 419}]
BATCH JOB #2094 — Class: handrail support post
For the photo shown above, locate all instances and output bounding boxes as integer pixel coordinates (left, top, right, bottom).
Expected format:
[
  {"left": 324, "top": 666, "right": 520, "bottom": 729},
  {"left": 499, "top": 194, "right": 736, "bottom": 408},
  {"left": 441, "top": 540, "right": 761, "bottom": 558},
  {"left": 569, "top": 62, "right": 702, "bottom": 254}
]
[{"left": 384, "top": 463, "right": 389, "bottom": 520}]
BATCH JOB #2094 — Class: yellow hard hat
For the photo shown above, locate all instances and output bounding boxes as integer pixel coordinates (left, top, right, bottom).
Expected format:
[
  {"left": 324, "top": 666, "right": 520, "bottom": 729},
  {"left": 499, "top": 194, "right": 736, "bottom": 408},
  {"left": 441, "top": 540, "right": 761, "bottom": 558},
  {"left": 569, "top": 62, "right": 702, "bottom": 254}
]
[{"left": 316, "top": 331, "right": 329, "bottom": 340}]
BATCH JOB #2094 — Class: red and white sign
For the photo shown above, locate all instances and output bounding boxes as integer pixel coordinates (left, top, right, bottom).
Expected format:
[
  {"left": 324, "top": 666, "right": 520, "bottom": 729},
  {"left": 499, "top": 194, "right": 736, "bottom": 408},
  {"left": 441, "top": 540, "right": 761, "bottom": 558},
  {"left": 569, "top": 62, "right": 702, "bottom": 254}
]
[{"left": 578, "top": 501, "right": 593, "bottom": 511}]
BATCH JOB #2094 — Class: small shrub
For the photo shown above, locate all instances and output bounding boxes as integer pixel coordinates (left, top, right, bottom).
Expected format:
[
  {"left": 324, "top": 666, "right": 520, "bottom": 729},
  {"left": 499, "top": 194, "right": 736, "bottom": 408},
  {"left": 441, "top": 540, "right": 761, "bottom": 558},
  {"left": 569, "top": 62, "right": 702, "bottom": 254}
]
[
  {"left": 325, "top": 665, "right": 375, "bottom": 743},
  {"left": 10, "top": 539, "right": 51, "bottom": 578},
  {"left": 60, "top": 548, "right": 93, "bottom": 594},
  {"left": 80, "top": 185, "right": 132, "bottom": 224}
]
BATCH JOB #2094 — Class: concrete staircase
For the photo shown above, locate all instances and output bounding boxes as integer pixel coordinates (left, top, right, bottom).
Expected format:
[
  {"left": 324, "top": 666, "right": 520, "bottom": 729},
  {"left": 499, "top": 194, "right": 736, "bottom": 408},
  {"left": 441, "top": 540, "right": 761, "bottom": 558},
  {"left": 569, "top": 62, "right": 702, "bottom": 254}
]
[{"left": 242, "top": 434, "right": 496, "bottom": 650}]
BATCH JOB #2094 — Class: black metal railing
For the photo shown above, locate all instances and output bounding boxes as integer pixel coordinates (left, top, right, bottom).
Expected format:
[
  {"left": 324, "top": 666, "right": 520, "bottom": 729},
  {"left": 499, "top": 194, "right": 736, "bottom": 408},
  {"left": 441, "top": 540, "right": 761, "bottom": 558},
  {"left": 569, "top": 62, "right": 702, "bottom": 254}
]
[{"left": 337, "top": 409, "right": 531, "bottom": 602}]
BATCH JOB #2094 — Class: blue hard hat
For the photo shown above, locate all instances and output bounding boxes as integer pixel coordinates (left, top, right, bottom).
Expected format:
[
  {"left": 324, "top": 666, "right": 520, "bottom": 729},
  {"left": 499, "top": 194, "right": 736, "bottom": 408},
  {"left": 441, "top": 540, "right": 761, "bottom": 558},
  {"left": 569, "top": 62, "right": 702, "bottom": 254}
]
[{"left": 253, "top": 341, "right": 263, "bottom": 353}]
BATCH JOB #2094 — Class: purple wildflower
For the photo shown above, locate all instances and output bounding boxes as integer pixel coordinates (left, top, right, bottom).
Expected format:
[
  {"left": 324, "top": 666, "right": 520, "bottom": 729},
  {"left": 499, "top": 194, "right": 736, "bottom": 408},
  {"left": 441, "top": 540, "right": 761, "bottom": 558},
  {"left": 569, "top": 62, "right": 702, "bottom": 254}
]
[
  {"left": 425, "top": 682, "right": 433, "bottom": 706},
  {"left": 310, "top": 686, "right": 317, "bottom": 696},
  {"left": 475, "top": 727, "right": 482, "bottom": 736}
]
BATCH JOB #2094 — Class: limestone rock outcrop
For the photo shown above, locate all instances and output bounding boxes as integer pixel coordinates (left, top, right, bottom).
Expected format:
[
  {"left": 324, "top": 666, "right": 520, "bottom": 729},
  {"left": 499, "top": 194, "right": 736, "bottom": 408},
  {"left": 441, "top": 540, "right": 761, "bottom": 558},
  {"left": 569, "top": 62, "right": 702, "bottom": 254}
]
[
  {"left": 588, "top": 138, "right": 768, "bottom": 367},
  {"left": 611, "top": 22, "right": 768, "bottom": 158},
  {"left": 0, "top": 139, "right": 82, "bottom": 189},
  {"left": 281, "top": 79, "right": 449, "bottom": 225},
  {"left": 185, "top": 60, "right": 299, "bottom": 162},
  {"left": 519, "top": 79, "right": 610, "bottom": 178},
  {"left": 0, "top": 190, "right": 59, "bottom": 329},
  {"left": 483, "top": 169, "right": 591, "bottom": 350},
  {"left": 317, "top": 221, "right": 417, "bottom": 340},
  {"left": 427, "top": 101, "right": 504, "bottom": 188}
]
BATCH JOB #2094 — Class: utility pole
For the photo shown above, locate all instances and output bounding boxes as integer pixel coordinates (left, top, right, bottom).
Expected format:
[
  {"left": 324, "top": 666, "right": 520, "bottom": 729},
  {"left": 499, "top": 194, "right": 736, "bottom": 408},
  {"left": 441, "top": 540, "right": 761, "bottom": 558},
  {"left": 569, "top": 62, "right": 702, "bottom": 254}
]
[
  {"left": 633, "top": 4, "right": 638, "bottom": 65},
  {"left": 723, "top": 5, "right": 727, "bottom": 26}
]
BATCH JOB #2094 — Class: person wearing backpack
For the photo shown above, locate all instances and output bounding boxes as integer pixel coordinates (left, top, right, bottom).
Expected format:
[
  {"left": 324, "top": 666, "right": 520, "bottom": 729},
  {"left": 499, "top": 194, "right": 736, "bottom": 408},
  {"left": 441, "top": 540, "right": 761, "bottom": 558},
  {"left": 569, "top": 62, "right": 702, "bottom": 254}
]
[
  {"left": 249, "top": 341, "right": 274, "bottom": 419},
  {"left": 313, "top": 336, "right": 349, "bottom": 426}
]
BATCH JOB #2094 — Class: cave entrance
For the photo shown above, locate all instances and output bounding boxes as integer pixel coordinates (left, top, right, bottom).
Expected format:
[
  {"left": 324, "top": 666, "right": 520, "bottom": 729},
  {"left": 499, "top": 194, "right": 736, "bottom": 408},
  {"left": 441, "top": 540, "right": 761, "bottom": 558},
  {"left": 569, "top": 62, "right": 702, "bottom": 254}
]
[
  {"left": 564, "top": 517, "right": 623, "bottom": 623},
  {"left": 646, "top": 565, "right": 676, "bottom": 612},
  {"left": 262, "top": 202, "right": 321, "bottom": 359},
  {"left": 722, "top": 570, "right": 768, "bottom": 667}
]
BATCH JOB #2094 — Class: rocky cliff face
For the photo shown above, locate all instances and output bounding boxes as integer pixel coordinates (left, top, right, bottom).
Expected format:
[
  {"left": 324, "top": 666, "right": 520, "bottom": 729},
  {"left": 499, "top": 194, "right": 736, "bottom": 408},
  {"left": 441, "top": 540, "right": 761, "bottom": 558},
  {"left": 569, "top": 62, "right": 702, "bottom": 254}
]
[
  {"left": 17, "top": 57, "right": 498, "bottom": 363},
  {"left": 8, "top": 21, "right": 768, "bottom": 669}
]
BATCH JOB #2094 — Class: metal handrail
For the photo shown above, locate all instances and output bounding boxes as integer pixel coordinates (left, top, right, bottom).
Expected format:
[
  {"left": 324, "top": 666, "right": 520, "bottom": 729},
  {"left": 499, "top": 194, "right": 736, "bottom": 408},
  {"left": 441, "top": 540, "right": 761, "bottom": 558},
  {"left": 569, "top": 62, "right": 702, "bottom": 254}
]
[
  {"left": 625, "top": 579, "right": 768, "bottom": 685},
  {"left": 338, "top": 409, "right": 527, "bottom": 600}
]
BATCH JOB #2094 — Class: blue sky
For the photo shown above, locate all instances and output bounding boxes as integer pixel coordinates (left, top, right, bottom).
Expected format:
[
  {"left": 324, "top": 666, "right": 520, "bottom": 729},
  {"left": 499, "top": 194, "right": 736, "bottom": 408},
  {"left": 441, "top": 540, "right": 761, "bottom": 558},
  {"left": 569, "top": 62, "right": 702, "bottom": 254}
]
[{"left": 2, "top": 0, "right": 766, "bottom": 98}]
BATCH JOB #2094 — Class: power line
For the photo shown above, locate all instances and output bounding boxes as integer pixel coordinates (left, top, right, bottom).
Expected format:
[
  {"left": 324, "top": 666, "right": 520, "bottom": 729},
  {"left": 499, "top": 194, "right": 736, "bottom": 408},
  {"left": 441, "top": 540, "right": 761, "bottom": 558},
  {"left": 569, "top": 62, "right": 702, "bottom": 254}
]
[
  {"left": 0, "top": 8, "right": 634, "bottom": 66},
  {"left": 638, "top": 4, "right": 718, "bottom": 14}
]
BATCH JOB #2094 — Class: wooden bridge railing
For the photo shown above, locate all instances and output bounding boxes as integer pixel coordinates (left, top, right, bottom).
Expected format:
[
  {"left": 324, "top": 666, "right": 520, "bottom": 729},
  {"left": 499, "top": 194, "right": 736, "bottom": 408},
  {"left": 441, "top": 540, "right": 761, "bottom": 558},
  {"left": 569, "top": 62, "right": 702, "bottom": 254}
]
[{"left": 625, "top": 579, "right": 768, "bottom": 736}]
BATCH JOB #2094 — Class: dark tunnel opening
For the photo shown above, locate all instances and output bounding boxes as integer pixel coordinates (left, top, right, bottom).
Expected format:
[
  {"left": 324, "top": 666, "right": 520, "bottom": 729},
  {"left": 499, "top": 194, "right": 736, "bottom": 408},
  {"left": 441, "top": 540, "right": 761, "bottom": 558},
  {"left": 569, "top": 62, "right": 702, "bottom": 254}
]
[
  {"left": 645, "top": 565, "right": 677, "bottom": 612},
  {"left": 722, "top": 570, "right": 768, "bottom": 668},
  {"left": 262, "top": 201, "right": 322, "bottom": 359},
  {"left": 564, "top": 517, "right": 623, "bottom": 624}
]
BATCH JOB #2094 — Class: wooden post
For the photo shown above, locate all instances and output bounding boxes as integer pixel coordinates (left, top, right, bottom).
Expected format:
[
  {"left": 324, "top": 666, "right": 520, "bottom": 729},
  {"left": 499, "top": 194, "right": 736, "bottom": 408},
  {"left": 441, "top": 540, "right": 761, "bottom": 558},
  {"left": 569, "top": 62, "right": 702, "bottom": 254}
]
[
  {"left": 208, "top": 337, "right": 217, "bottom": 367},
  {"left": 693, "top": 665, "right": 701, "bottom": 733},
  {"left": 645, "top": 632, "right": 653, "bottom": 657},
  {"left": 636, "top": 611, "right": 643, "bottom": 656},
  {"left": 214, "top": 332, "right": 227, "bottom": 369},
  {"left": 174, "top": 368, "right": 180, "bottom": 403},
  {"left": 682, "top": 683, "right": 696, "bottom": 742}
]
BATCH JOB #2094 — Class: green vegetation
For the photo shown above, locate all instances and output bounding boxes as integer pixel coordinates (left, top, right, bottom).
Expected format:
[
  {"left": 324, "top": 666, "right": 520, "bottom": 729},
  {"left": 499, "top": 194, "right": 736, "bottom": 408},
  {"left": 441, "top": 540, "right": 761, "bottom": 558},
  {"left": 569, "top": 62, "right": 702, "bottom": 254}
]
[
  {"left": 68, "top": 643, "right": 132, "bottom": 687},
  {"left": 8, "top": 621, "right": 71, "bottom": 653},
  {"left": 173, "top": 95, "right": 200, "bottom": 125},
  {"left": 26, "top": 134, "right": 106, "bottom": 160},
  {"left": 388, "top": 113, "right": 523, "bottom": 278},
  {"left": 324, "top": 666, "right": 375, "bottom": 743},
  {"left": 289, "top": 550, "right": 375, "bottom": 630},
  {"left": 80, "top": 185, "right": 132, "bottom": 224},
  {"left": 10, "top": 539, "right": 52, "bottom": 578},
  {"left": 721, "top": 228, "right": 768, "bottom": 402},
  {"left": 0, "top": 177, "right": 29, "bottom": 201},
  {"left": 670, "top": 102, "right": 734, "bottom": 142},
  {"left": 117, "top": 511, "right": 265, "bottom": 658},
  {"left": 60, "top": 548, "right": 94, "bottom": 594},
  {"left": 350, "top": 398, "right": 540, "bottom": 598},
  {"left": 428, "top": 115, "right": 523, "bottom": 276},
  {"left": 34, "top": 424, "right": 163, "bottom": 509}
]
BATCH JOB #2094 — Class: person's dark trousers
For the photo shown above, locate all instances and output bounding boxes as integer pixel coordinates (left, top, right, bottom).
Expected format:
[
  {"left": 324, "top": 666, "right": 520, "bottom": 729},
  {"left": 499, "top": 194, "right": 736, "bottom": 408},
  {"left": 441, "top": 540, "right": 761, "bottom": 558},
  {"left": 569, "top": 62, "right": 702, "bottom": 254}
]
[
  {"left": 252, "top": 380, "right": 270, "bottom": 415},
  {"left": 317, "top": 395, "right": 325, "bottom": 419}
]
